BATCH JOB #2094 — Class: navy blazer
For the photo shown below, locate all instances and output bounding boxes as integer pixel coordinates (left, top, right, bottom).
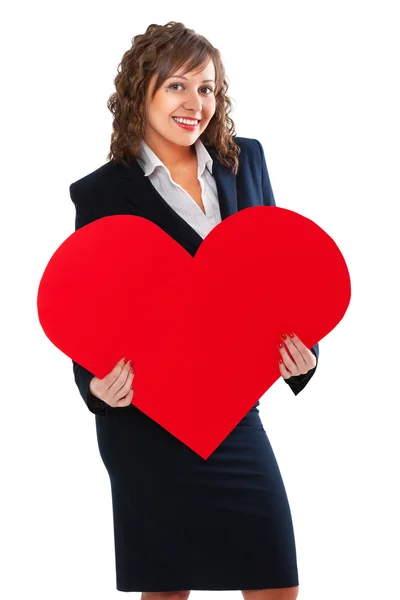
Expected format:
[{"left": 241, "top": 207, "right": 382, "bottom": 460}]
[{"left": 70, "top": 136, "right": 319, "bottom": 415}]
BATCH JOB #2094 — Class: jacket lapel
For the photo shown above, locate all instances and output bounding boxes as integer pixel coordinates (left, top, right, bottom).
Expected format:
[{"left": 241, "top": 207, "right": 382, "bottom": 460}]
[{"left": 114, "top": 145, "right": 238, "bottom": 254}]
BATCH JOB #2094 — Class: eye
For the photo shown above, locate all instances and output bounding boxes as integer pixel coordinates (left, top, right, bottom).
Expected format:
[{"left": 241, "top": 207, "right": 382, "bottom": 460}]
[{"left": 168, "top": 83, "right": 214, "bottom": 95}]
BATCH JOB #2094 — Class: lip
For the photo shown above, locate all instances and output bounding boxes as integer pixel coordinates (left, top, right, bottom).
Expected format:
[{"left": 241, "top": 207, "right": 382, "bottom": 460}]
[
  {"left": 172, "top": 118, "right": 200, "bottom": 131},
  {"left": 172, "top": 116, "right": 201, "bottom": 122}
]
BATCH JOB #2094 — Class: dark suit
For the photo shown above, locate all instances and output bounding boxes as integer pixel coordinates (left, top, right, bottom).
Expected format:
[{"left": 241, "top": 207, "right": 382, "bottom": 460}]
[
  {"left": 69, "top": 136, "right": 319, "bottom": 592},
  {"left": 71, "top": 136, "right": 319, "bottom": 415}
]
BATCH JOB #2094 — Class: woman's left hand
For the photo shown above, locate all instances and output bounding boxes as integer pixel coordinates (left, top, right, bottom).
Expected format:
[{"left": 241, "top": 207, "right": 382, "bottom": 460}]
[{"left": 278, "top": 332, "right": 317, "bottom": 379}]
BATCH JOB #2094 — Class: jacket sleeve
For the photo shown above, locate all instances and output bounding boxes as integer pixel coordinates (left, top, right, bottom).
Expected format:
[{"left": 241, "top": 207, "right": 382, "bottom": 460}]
[
  {"left": 255, "top": 138, "right": 276, "bottom": 207},
  {"left": 69, "top": 182, "right": 109, "bottom": 415},
  {"left": 255, "top": 138, "right": 320, "bottom": 396}
]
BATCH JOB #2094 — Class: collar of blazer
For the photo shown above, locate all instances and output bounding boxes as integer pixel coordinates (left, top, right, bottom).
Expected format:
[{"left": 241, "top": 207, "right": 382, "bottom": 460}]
[{"left": 113, "top": 144, "right": 239, "bottom": 256}]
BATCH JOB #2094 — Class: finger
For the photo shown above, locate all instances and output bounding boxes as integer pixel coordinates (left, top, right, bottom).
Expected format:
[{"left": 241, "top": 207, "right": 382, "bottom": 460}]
[
  {"left": 102, "top": 357, "right": 128, "bottom": 391},
  {"left": 278, "top": 358, "right": 293, "bottom": 379},
  {"left": 284, "top": 333, "right": 317, "bottom": 370},
  {"left": 115, "top": 369, "right": 135, "bottom": 403},
  {"left": 108, "top": 359, "right": 133, "bottom": 396},
  {"left": 111, "top": 362, "right": 134, "bottom": 400},
  {"left": 280, "top": 333, "right": 308, "bottom": 370},
  {"left": 278, "top": 342, "right": 298, "bottom": 375},
  {"left": 116, "top": 387, "right": 134, "bottom": 408}
]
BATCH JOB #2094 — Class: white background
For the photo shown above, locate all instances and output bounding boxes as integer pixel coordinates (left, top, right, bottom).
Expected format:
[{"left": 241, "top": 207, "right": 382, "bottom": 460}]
[{"left": 1, "top": 1, "right": 399, "bottom": 599}]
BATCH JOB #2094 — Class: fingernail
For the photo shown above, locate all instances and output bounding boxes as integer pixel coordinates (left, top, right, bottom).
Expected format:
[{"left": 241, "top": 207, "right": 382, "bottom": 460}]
[{"left": 281, "top": 333, "right": 287, "bottom": 340}]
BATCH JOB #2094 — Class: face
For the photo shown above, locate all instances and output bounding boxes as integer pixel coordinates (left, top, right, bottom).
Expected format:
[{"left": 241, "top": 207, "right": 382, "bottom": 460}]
[{"left": 143, "top": 59, "right": 216, "bottom": 162}]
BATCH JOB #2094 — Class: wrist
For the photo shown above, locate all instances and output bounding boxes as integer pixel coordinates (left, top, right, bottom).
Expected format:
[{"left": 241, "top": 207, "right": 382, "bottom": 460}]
[{"left": 89, "top": 376, "right": 99, "bottom": 398}]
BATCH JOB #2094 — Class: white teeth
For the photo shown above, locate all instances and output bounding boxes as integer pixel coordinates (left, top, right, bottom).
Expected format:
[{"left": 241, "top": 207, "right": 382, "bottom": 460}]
[{"left": 173, "top": 117, "right": 199, "bottom": 125}]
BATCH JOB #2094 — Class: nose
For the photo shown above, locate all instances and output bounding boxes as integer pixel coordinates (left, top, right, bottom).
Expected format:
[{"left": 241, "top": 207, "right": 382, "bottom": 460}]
[{"left": 182, "top": 90, "right": 203, "bottom": 113}]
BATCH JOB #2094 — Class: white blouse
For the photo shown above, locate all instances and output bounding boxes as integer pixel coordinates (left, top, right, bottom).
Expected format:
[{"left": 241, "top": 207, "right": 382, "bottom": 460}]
[{"left": 136, "top": 138, "right": 222, "bottom": 240}]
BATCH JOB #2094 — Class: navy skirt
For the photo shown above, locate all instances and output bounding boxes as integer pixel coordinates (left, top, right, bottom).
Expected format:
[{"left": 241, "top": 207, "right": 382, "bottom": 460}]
[{"left": 95, "top": 402, "right": 299, "bottom": 592}]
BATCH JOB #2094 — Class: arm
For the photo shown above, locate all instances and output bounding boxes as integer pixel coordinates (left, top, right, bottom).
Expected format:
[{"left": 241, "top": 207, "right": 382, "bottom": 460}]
[
  {"left": 72, "top": 359, "right": 108, "bottom": 415},
  {"left": 255, "top": 138, "right": 320, "bottom": 395},
  {"left": 256, "top": 138, "right": 276, "bottom": 208},
  {"left": 69, "top": 182, "right": 108, "bottom": 415}
]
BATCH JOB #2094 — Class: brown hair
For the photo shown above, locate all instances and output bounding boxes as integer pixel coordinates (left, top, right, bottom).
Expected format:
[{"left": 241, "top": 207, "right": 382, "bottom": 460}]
[{"left": 106, "top": 21, "right": 241, "bottom": 175}]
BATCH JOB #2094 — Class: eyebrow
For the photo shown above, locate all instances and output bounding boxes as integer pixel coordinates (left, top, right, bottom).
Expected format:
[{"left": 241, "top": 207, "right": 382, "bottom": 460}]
[{"left": 170, "top": 75, "right": 215, "bottom": 83}]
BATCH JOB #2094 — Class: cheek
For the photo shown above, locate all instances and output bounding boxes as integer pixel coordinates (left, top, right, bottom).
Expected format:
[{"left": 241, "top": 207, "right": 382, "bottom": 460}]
[
  {"left": 207, "top": 103, "right": 217, "bottom": 117},
  {"left": 150, "top": 93, "right": 172, "bottom": 112}
]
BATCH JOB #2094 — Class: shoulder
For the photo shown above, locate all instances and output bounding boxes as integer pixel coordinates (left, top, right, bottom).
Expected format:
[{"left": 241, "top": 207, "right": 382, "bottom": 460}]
[
  {"left": 232, "top": 136, "right": 264, "bottom": 170},
  {"left": 233, "top": 136, "right": 260, "bottom": 152},
  {"left": 69, "top": 137, "right": 263, "bottom": 201},
  {"left": 204, "top": 135, "right": 260, "bottom": 157},
  {"left": 233, "top": 136, "right": 263, "bottom": 162},
  {"left": 69, "top": 160, "right": 115, "bottom": 204}
]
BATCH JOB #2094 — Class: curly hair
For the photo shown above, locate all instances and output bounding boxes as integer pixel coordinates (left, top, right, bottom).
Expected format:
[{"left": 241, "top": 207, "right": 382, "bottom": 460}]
[{"left": 106, "top": 21, "right": 241, "bottom": 175}]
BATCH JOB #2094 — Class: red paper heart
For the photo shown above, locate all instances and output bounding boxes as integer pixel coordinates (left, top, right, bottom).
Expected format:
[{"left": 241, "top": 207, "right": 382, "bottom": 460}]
[{"left": 37, "top": 206, "right": 350, "bottom": 458}]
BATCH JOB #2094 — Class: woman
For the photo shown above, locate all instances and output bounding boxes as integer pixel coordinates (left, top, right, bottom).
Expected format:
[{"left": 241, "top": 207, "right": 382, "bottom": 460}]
[{"left": 70, "top": 21, "right": 319, "bottom": 600}]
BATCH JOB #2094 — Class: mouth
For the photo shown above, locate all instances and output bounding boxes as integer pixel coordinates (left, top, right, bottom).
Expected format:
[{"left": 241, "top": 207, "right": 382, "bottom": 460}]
[{"left": 171, "top": 117, "right": 201, "bottom": 130}]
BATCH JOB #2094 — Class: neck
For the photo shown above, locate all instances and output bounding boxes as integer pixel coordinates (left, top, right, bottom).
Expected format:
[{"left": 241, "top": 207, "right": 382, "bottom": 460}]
[{"left": 143, "top": 133, "right": 197, "bottom": 170}]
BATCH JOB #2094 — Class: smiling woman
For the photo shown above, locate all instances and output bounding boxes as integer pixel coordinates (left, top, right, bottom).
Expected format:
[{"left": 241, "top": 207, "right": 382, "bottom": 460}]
[
  {"left": 106, "top": 21, "right": 240, "bottom": 175},
  {"left": 70, "top": 20, "right": 319, "bottom": 599}
]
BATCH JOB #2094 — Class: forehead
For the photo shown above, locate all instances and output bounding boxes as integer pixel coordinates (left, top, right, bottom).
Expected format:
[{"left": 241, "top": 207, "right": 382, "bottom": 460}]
[{"left": 173, "top": 59, "right": 215, "bottom": 78}]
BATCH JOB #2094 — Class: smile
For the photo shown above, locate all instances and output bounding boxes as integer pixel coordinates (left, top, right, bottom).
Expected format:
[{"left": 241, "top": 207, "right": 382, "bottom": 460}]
[{"left": 172, "top": 118, "right": 200, "bottom": 130}]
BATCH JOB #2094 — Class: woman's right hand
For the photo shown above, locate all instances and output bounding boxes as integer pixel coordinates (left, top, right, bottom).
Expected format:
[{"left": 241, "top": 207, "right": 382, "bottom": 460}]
[{"left": 89, "top": 358, "right": 135, "bottom": 408}]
